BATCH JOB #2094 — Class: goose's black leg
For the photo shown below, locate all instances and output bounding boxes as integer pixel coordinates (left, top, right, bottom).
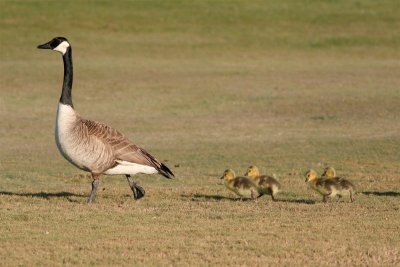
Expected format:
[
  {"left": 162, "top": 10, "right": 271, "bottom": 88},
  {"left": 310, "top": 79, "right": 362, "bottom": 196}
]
[
  {"left": 88, "top": 174, "right": 100, "bottom": 204},
  {"left": 126, "top": 175, "right": 145, "bottom": 200}
]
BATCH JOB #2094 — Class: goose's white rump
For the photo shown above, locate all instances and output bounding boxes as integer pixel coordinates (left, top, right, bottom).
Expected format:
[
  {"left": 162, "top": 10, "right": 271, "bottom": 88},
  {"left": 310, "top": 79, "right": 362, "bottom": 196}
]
[{"left": 104, "top": 161, "right": 158, "bottom": 175}]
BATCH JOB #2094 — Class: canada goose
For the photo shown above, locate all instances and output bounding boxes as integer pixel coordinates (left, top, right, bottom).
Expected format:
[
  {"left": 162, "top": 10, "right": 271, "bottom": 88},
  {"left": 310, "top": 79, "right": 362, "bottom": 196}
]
[
  {"left": 305, "top": 169, "right": 355, "bottom": 203},
  {"left": 37, "top": 37, "right": 174, "bottom": 203},
  {"left": 244, "top": 165, "right": 281, "bottom": 201},
  {"left": 220, "top": 169, "right": 260, "bottom": 200}
]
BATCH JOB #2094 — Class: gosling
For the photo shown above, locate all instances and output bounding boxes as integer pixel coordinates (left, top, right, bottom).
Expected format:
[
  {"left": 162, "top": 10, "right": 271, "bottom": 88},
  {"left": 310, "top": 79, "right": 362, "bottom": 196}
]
[
  {"left": 321, "top": 166, "right": 339, "bottom": 179},
  {"left": 244, "top": 165, "right": 281, "bottom": 201},
  {"left": 321, "top": 166, "right": 356, "bottom": 201},
  {"left": 220, "top": 169, "right": 260, "bottom": 200},
  {"left": 305, "top": 169, "right": 355, "bottom": 203}
]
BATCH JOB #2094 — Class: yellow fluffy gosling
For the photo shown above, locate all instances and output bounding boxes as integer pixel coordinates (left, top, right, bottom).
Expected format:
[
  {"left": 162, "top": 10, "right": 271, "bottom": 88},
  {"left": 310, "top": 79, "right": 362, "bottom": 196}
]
[
  {"left": 220, "top": 169, "right": 260, "bottom": 200},
  {"left": 244, "top": 166, "right": 281, "bottom": 201},
  {"left": 321, "top": 166, "right": 356, "bottom": 201},
  {"left": 321, "top": 166, "right": 338, "bottom": 179},
  {"left": 305, "top": 169, "right": 355, "bottom": 203}
]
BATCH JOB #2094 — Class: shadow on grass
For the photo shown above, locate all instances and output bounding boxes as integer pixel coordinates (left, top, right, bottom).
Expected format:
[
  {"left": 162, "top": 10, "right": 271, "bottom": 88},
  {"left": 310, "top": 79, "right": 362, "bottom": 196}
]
[
  {"left": 362, "top": 191, "right": 400, "bottom": 197},
  {"left": 0, "top": 191, "right": 85, "bottom": 202},
  {"left": 181, "top": 194, "right": 316, "bottom": 204},
  {"left": 181, "top": 193, "right": 238, "bottom": 201},
  {"left": 275, "top": 199, "right": 315, "bottom": 204}
]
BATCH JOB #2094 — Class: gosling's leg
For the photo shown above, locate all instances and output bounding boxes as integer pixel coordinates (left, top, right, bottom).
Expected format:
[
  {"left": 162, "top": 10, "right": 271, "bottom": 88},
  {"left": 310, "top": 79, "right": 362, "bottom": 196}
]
[
  {"left": 350, "top": 190, "right": 355, "bottom": 203},
  {"left": 271, "top": 191, "right": 277, "bottom": 201},
  {"left": 322, "top": 194, "right": 329, "bottom": 203},
  {"left": 88, "top": 174, "right": 100, "bottom": 204},
  {"left": 251, "top": 190, "right": 259, "bottom": 202},
  {"left": 126, "top": 175, "right": 145, "bottom": 200}
]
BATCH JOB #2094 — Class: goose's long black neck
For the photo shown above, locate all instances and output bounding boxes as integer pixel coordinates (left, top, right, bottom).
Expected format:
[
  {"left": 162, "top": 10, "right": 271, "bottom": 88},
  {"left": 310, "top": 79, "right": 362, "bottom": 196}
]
[{"left": 60, "top": 48, "right": 73, "bottom": 107}]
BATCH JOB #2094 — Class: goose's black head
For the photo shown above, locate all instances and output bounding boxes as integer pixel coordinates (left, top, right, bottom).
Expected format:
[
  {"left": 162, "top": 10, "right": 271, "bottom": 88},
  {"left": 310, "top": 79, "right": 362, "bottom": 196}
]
[{"left": 37, "top": 37, "right": 70, "bottom": 55}]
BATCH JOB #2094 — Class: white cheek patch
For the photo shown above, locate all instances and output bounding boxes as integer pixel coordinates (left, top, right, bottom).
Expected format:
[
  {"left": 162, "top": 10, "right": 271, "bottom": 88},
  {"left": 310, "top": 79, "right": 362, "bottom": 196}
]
[{"left": 53, "top": 41, "right": 70, "bottom": 55}]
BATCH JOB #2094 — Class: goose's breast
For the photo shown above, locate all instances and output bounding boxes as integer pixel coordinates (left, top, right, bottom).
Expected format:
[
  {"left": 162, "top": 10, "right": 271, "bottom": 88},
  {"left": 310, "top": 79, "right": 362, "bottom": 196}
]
[
  {"left": 55, "top": 104, "right": 87, "bottom": 170},
  {"left": 55, "top": 104, "right": 110, "bottom": 172}
]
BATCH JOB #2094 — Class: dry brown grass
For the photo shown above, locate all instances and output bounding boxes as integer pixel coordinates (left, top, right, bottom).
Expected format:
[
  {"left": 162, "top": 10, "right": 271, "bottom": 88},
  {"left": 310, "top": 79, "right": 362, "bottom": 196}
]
[
  {"left": 1, "top": 185, "right": 399, "bottom": 266},
  {"left": 1, "top": 0, "right": 400, "bottom": 266}
]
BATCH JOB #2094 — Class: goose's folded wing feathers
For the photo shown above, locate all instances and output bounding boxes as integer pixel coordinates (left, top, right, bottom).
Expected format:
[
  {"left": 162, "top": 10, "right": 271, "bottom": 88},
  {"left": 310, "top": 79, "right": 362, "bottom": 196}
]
[
  {"left": 82, "top": 119, "right": 159, "bottom": 167},
  {"left": 81, "top": 119, "right": 174, "bottom": 178}
]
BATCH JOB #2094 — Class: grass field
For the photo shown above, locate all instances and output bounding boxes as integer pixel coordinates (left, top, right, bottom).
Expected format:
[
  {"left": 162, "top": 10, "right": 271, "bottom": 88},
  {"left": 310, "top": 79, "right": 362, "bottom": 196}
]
[{"left": 1, "top": 0, "right": 400, "bottom": 266}]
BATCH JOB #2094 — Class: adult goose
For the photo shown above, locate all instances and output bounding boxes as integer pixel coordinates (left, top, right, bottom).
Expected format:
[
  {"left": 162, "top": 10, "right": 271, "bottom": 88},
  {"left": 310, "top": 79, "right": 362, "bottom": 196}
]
[{"left": 37, "top": 37, "right": 174, "bottom": 203}]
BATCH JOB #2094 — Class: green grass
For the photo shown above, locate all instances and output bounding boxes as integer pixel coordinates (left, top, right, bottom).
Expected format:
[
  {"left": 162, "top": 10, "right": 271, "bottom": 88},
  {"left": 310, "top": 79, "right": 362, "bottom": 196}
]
[{"left": 1, "top": 0, "right": 400, "bottom": 266}]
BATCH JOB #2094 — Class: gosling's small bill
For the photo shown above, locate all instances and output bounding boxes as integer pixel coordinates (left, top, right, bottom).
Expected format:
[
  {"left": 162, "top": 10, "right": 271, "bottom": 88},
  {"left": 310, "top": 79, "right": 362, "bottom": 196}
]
[
  {"left": 305, "top": 169, "right": 355, "bottom": 203},
  {"left": 220, "top": 169, "right": 260, "bottom": 200},
  {"left": 244, "top": 165, "right": 281, "bottom": 201}
]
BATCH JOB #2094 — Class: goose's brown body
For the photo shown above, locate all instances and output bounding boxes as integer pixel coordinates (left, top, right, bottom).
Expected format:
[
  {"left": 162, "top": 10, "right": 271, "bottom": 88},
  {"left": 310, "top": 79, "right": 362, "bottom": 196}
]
[{"left": 56, "top": 103, "right": 162, "bottom": 175}]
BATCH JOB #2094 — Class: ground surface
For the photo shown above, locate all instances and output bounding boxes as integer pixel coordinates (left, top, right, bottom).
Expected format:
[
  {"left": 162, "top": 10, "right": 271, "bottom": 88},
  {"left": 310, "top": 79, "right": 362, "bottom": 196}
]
[{"left": 1, "top": 0, "right": 399, "bottom": 266}]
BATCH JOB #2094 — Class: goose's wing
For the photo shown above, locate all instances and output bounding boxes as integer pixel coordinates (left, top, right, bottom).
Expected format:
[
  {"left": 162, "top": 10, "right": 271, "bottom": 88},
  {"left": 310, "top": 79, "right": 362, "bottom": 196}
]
[{"left": 82, "top": 119, "right": 174, "bottom": 178}]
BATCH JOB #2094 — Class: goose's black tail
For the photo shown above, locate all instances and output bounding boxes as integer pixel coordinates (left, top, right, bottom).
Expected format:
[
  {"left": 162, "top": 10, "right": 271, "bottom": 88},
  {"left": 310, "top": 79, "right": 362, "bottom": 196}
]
[
  {"left": 159, "top": 163, "right": 175, "bottom": 179},
  {"left": 137, "top": 148, "right": 175, "bottom": 179}
]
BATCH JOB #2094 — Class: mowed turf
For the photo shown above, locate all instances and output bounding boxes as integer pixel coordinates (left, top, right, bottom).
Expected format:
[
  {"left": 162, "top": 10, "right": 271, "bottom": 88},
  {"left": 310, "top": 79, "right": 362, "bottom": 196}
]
[{"left": 1, "top": 0, "right": 400, "bottom": 265}]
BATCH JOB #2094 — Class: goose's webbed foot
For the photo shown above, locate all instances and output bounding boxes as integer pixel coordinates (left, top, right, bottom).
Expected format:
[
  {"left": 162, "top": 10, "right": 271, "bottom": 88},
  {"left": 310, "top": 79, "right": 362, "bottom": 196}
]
[
  {"left": 132, "top": 184, "right": 145, "bottom": 200},
  {"left": 126, "top": 175, "right": 145, "bottom": 200}
]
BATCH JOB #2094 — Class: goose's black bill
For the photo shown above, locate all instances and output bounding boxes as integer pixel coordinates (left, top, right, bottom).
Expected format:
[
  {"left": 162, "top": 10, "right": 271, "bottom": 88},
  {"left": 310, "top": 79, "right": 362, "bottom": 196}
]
[{"left": 37, "top": 41, "right": 52, "bottom": 49}]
